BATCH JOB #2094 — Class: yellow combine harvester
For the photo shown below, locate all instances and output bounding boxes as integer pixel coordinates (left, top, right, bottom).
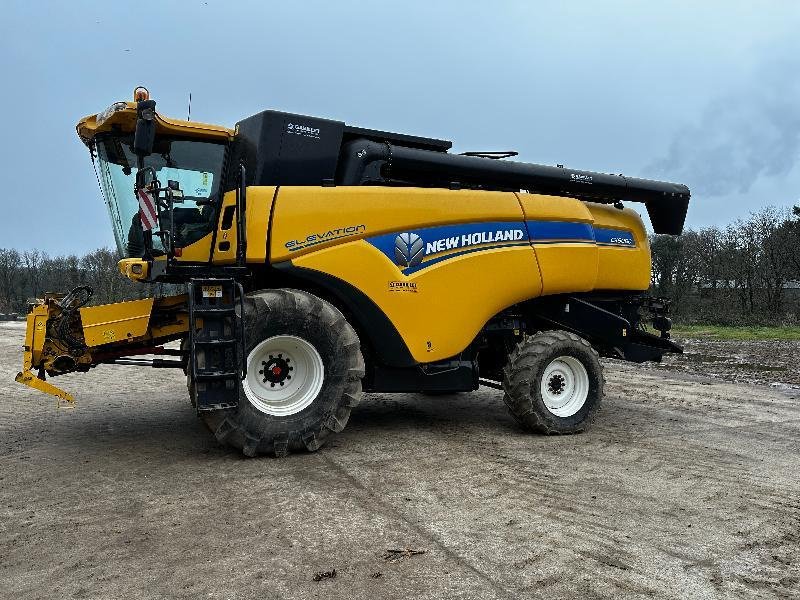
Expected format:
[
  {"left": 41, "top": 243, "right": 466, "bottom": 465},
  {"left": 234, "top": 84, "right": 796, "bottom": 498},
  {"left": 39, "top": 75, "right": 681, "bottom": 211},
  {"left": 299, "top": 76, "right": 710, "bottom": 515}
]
[{"left": 16, "top": 87, "right": 689, "bottom": 456}]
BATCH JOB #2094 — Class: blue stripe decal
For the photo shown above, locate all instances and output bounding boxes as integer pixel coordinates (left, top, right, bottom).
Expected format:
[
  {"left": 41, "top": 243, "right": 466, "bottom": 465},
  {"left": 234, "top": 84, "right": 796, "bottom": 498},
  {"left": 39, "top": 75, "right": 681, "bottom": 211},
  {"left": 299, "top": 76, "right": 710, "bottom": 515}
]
[
  {"left": 402, "top": 242, "right": 530, "bottom": 275},
  {"left": 367, "top": 221, "right": 528, "bottom": 274},
  {"left": 526, "top": 220, "right": 595, "bottom": 242},
  {"left": 365, "top": 220, "right": 636, "bottom": 274}
]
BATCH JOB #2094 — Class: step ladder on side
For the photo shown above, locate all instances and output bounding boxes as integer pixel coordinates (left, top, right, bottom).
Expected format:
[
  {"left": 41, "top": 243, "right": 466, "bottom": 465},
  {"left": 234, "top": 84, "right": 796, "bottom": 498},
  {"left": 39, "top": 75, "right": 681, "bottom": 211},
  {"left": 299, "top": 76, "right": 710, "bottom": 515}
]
[{"left": 187, "top": 278, "right": 246, "bottom": 412}]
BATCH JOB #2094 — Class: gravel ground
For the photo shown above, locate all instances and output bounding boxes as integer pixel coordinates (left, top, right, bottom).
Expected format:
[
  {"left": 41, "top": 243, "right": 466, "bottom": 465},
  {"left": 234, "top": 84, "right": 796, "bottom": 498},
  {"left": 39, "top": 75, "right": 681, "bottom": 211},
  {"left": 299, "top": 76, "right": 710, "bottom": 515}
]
[{"left": 0, "top": 321, "right": 798, "bottom": 599}]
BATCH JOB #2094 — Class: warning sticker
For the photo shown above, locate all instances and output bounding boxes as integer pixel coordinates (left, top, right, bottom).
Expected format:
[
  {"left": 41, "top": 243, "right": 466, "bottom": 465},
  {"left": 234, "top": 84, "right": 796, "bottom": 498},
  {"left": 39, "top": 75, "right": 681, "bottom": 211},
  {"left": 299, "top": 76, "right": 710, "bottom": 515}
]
[{"left": 202, "top": 285, "right": 223, "bottom": 298}]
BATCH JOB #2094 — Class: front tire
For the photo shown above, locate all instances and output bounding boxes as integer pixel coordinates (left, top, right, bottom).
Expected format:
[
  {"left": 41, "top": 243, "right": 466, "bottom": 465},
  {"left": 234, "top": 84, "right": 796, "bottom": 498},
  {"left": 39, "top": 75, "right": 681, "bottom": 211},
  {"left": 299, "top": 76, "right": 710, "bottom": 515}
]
[
  {"left": 197, "top": 289, "right": 364, "bottom": 457},
  {"left": 502, "top": 330, "right": 603, "bottom": 434}
]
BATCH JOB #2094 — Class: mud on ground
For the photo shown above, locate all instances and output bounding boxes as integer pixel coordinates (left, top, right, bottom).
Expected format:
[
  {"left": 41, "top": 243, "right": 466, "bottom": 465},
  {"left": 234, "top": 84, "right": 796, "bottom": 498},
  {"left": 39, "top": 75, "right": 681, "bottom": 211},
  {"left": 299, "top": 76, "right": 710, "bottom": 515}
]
[
  {"left": 0, "top": 322, "right": 798, "bottom": 599},
  {"left": 658, "top": 335, "right": 800, "bottom": 389}
]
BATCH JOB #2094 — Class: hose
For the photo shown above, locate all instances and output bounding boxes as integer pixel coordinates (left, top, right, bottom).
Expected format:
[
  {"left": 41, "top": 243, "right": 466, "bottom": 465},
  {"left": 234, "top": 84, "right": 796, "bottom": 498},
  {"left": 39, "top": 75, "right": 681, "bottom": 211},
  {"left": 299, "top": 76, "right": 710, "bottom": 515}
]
[{"left": 55, "top": 286, "right": 93, "bottom": 353}]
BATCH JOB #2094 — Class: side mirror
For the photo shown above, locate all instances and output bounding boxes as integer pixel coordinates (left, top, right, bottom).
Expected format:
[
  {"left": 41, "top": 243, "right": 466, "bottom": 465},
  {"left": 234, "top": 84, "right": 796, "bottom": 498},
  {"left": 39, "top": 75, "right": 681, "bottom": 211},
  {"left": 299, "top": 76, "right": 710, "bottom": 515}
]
[{"left": 133, "top": 99, "right": 157, "bottom": 156}]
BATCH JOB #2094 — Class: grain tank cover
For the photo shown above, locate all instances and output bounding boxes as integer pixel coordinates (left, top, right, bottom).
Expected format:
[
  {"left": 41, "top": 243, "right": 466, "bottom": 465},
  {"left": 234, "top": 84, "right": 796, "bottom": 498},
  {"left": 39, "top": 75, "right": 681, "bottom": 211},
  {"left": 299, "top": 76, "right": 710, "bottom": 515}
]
[{"left": 232, "top": 110, "right": 451, "bottom": 187}]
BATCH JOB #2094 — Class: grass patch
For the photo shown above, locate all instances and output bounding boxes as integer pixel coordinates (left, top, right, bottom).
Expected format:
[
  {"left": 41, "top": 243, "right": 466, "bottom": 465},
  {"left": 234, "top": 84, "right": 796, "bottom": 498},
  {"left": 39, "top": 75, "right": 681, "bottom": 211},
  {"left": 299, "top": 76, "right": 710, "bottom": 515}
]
[{"left": 671, "top": 325, "right": 800, "bottom": 341}]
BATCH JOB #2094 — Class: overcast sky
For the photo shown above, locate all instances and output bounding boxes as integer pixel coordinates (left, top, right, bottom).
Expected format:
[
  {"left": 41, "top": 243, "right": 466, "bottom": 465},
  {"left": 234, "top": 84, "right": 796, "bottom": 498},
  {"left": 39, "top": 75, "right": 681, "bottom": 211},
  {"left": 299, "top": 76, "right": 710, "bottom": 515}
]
[{"left": 1, "top": 1, "right": 799, "bottom": 255}]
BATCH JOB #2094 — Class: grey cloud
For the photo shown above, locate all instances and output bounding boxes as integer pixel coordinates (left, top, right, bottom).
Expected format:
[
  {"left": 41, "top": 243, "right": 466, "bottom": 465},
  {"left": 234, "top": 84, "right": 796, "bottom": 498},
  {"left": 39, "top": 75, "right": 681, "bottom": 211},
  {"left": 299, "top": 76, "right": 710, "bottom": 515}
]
[{"left": 647, "top": 58, "right": 800, "bottom": 196}]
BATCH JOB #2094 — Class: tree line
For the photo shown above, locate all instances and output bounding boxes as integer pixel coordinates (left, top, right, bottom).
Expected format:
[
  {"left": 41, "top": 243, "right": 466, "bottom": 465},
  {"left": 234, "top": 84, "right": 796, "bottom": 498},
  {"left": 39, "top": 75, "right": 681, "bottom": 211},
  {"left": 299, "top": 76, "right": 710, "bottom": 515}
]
[
  {"left": 0, "top": 248, "right": 155, "bottom": 316},
  {"left": 0, "top": 205, "right": 798, "bottom": 324},
  {"left": 650, "top": 205, "right": 800, "bottom": 325}
]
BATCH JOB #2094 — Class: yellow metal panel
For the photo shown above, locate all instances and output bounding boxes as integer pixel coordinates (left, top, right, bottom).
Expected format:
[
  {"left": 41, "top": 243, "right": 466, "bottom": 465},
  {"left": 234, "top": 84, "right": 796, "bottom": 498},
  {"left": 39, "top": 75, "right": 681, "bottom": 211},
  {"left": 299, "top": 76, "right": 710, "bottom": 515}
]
[
  {"left": 515, "top": 193, "right": 595, "bottom": 223},
  {"left": 517, "top": 193, "right": 599, "bottom": 295},
  {"left": 79, "top": 298, "right": 155, "bottom": 347},
  {"left": 211, "top": 190, "right": 238, "bottom": 265},
  {"left": 20, "top": 304, "right": 49, "bottom": 371},
  {"left": 246, "top": 186, "right": 277, "bottom": 262},
  {"left": 270, "top": 187, "right": 525, "bottom": 262},
  {"left": 589, "top": 204, "right": 651, "bottom": 291},
  {"left": 534, "top": 245, "right": 599, "bottom": 295},
  {"left": 177, "top": 232, "right": 213, "bottom": 262},
  {"left": 516, "top": 193, "right": 651, "bottom": 294},
  {"left": 25, "top": 305, "right": 49, "bottom": 354},
  {"left": 292, "top": 241, "right": 542, "bottom": 362}
]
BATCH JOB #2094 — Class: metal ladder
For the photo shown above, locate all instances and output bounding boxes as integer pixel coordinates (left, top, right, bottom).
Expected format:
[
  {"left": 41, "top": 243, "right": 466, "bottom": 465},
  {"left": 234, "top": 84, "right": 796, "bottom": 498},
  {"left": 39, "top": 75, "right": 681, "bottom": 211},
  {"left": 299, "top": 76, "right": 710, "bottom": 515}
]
[{"left": 187, "top": 278, "right": 246, "bottom": 412}]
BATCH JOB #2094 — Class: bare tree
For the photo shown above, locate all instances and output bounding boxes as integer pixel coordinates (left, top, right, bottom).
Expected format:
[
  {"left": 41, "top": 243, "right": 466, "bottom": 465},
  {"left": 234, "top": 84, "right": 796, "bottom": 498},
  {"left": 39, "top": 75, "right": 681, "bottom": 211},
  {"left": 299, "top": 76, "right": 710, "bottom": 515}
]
[
  {"left": 22, "top": 249, "right": 44, "bottom": 300},
  {"left": 0, "top": 249, "right": 23, "bottom": 312}
]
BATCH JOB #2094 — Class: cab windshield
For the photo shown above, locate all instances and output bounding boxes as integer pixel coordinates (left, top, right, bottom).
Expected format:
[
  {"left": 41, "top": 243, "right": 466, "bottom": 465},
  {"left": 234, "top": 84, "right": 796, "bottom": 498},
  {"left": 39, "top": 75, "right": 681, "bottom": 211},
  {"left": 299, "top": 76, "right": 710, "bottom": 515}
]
[{"left": 93, "top": 134, "right": 226, "bottom": 257}]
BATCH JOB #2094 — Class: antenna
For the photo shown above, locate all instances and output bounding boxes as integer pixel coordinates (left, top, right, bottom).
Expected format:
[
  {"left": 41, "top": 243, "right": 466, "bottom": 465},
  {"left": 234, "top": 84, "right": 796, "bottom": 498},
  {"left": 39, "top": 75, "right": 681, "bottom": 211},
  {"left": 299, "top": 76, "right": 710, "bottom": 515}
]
[{"left": 187, "top": 92, "right": 192, "bottom": 121}]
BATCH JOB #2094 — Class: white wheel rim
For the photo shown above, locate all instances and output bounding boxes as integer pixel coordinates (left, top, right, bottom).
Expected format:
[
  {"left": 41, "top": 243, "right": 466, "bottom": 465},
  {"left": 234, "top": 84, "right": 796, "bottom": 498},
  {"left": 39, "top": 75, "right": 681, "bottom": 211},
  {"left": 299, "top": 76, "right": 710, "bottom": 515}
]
[
  {"left": 243, "top": 335, "right": 325, "bottom": 416},
  {"left": 541, "top": 355, "right": 589, "bottom": 417}
]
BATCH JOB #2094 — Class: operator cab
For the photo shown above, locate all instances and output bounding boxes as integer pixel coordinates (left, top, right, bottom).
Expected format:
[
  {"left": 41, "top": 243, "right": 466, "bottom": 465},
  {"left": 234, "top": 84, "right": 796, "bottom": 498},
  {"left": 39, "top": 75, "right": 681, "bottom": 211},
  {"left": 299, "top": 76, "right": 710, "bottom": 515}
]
[
  {"left": 78, "top": 88, "right": 233, "bottom": 268},
  {"left": 94, "top": 134, "right": 226, "bottom": 257}
]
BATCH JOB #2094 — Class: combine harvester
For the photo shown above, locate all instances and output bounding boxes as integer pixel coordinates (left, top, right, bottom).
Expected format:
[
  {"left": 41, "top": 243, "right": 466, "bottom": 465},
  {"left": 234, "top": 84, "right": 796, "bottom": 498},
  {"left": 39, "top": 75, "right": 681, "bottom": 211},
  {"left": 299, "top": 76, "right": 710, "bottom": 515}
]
[{"left": 16, "top": 87, "right": 689, "bottom": 456}]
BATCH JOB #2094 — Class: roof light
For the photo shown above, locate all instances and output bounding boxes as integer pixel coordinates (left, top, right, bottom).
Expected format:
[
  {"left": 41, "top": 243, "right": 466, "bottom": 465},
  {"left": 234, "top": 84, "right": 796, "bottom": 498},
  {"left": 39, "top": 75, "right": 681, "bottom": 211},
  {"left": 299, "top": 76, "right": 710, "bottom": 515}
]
[{"left": 133, "top": 86, "right": 150, "bottom": 102}]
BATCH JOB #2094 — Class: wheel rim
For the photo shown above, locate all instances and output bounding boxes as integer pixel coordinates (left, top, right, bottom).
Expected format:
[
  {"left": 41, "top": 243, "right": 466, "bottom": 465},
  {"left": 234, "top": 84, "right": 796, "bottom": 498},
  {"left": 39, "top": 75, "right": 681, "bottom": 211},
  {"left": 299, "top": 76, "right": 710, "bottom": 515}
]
[
  {"left": 243, "top": 335, "right": 325, "bottom": 416},
  {"left": 540, "top": 355, "right": 589, "bottom": 417}
]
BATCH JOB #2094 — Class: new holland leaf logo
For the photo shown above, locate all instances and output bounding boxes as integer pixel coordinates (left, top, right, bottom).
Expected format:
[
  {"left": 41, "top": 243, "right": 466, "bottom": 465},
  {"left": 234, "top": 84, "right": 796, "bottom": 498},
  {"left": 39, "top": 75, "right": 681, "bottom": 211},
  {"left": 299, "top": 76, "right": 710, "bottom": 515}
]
[{"left": 394, "top": 233, "right": 424, "bottom": 268}]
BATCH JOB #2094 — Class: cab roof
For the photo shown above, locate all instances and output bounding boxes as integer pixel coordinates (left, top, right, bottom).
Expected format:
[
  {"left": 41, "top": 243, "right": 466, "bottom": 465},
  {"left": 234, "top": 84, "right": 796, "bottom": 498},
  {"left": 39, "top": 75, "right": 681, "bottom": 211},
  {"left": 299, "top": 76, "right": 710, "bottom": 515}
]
[{"left": 76, "top": 101, "right": 234, "bottom": 147}]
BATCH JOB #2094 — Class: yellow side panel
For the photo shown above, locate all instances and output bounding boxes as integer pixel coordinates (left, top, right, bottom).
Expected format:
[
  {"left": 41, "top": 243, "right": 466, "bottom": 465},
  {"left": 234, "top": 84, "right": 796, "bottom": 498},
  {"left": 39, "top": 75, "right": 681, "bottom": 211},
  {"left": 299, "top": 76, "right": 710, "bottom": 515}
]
[
  {"left": 149, "top": 232, "right": 212, "bottom": 265},
  {"left": 212, "top": 186, "right": 276, "bottom": 264},
  {"left": 516, "top": 193, "right": 651, "bottom": 294},
  {"left": 270, "top": 187, "right": 524, "bottom": 262},
  {"left": 245, "top": 187, "right": 276, "bottom": 262},
  {"left": 292, "top": 241, "right": 542, "bottom": 362},
  {"left": 177, "top": 232, "right": 213, "bottom": 262},
  {"left": 516, "top": 193, "right": 599, "bottom": 295},
  {"left": 589, "top": 204, "right": 652, "bottom": 291},
  {"left": 79, "top": 298, "right": 155, "bottom": 347},
  {"left": 532, "top": 245, "right": 599, "bottom": 295}
]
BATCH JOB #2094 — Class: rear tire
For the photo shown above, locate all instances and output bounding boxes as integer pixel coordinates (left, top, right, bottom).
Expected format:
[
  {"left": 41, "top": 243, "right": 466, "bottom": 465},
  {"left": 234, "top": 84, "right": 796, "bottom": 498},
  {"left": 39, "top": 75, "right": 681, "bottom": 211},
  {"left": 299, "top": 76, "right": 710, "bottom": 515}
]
[
  {"left": 502, "top": 330, "right": 603, "bottom": 434},
  {"left": 195, "top": 288, "right": 364, "bottom": 457}
]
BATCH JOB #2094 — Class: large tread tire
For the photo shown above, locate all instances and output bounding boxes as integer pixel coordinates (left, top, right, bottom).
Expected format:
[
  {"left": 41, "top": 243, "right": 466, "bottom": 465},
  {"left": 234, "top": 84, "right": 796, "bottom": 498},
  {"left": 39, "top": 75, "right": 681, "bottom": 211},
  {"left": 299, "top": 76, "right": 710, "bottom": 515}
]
[
  {"left": 195, "top": 288, "right": 364, "bottom": 457},
  {"left": 502, "top": 330, "right": 604, "bottom": 434}
]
